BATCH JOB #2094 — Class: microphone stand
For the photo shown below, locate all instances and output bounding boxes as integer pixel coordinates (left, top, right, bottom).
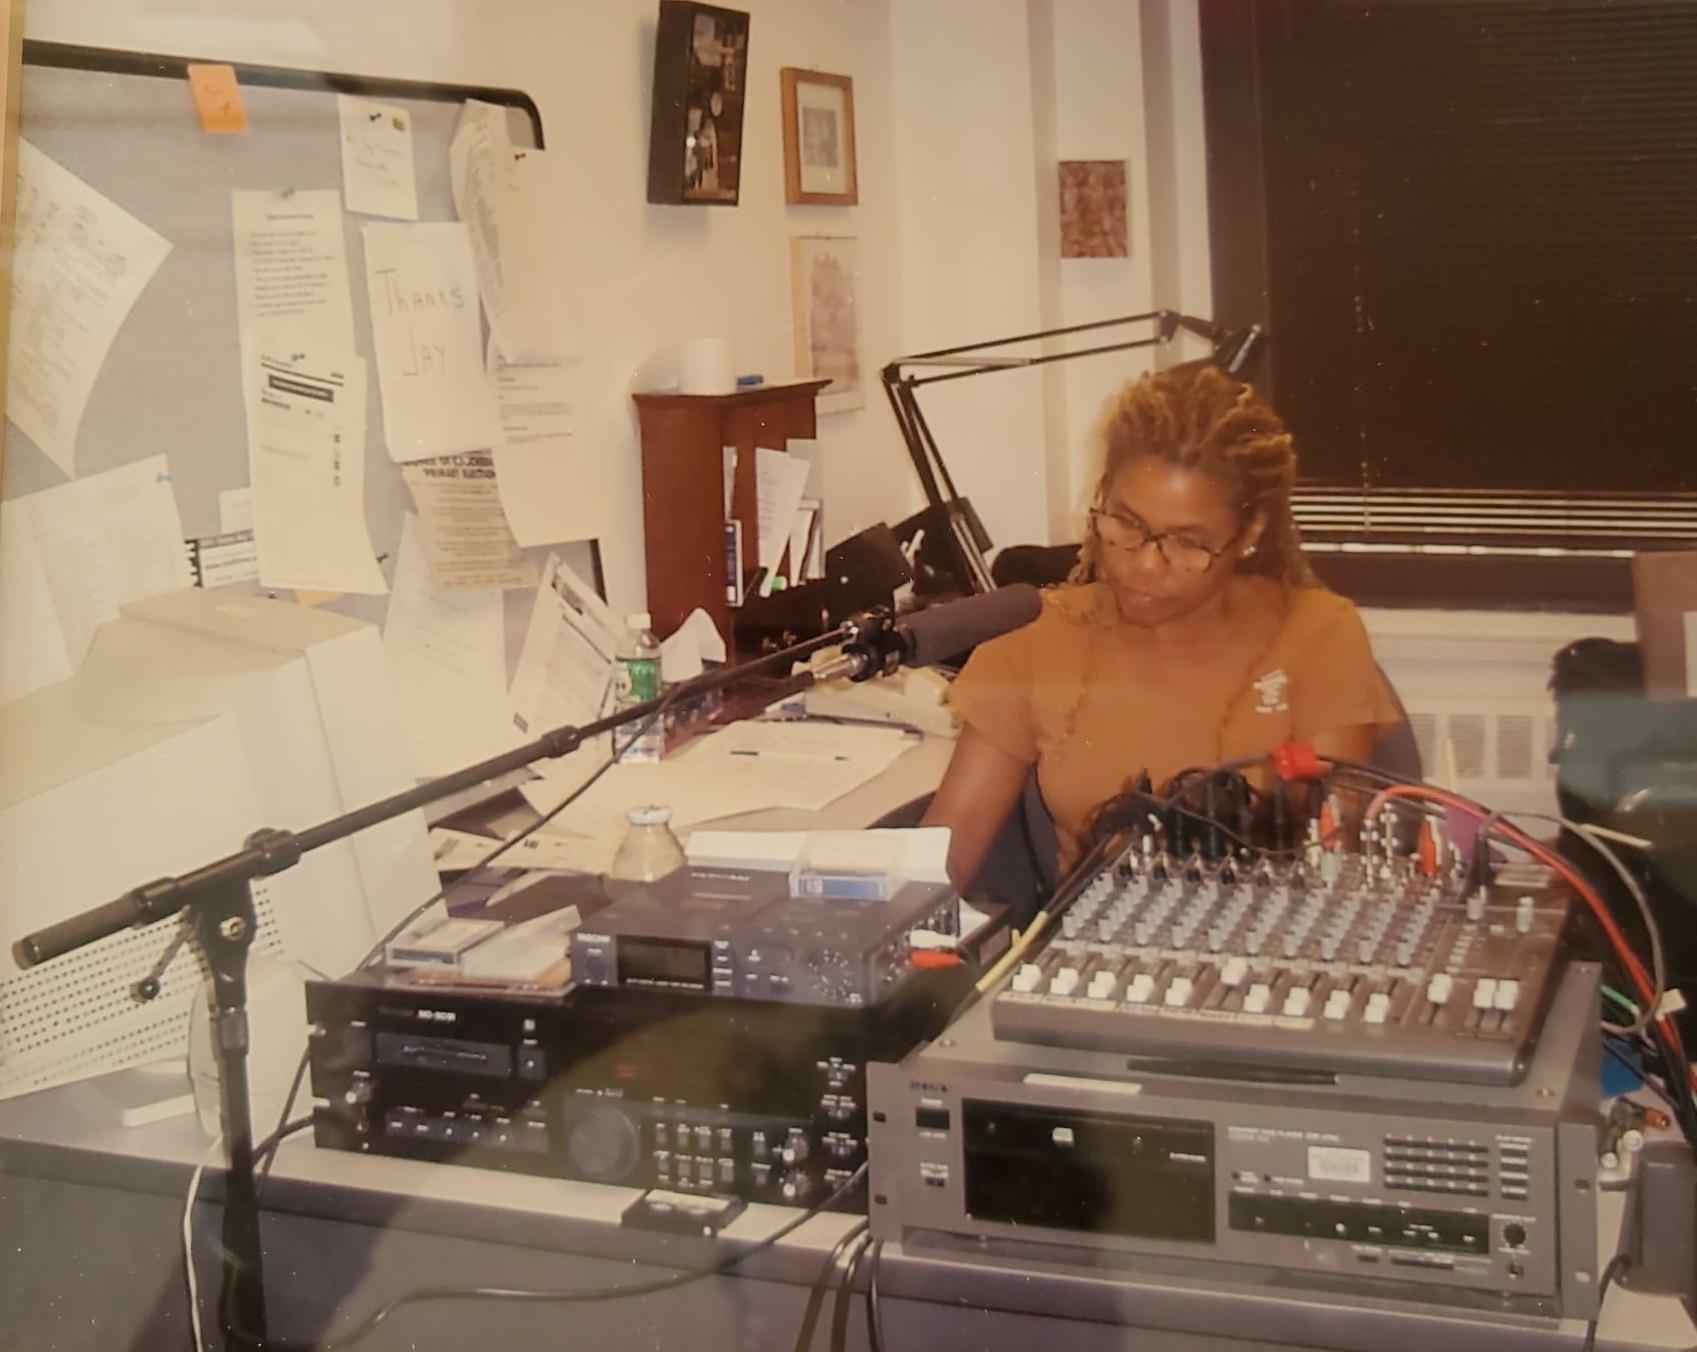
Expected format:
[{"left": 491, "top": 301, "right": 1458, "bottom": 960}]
[{"left": 15, "top": 615, "right": 905, "bottom": 1351}]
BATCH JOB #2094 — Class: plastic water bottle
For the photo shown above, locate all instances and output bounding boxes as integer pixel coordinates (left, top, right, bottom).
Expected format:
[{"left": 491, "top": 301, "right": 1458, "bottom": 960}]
[
  {"left": 613, "top": 611, "right": 664, "bottom": 763},
  {"left": 608, "top": 804, "right": 687, "bottom": 883}
]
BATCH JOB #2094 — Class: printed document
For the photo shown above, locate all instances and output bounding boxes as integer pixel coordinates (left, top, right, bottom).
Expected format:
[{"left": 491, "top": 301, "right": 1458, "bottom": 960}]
[
  {"left": 509, "top": 551, "right": 618, "bottom": 738},
  {"left": 0, "top": 501, "right": 75, "bottom": 702},
  {"left": 363, "top": 222, "right": 501, "bottom": 461},
  {"left": 383, "top": 512, "right": 517, "bottom": 779},
  {"left": 246, "top": 345, "right": 386, "bottom": 595},
  {"left": 755, "top": 447, "right": 811, "bottom": 575},
  {"left": 6, "top": 140, "right": 172, "bottom": 475},
  {"left": 338, "top": 94, "right": 420, "bottom": 221},
  {"left": 231, "top": 189, "right": 356, "bottom": 366},
  {"left": 402, "top": 451, "right": 536, "bottom": 589},
  {"left": 493, "top": 358, "right": 604, "bottom": 546}
]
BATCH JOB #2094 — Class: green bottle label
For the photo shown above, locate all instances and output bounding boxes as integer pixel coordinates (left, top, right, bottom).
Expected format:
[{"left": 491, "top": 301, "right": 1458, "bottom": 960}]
[{"left": 621, "top": 655, "right": 661, "bottom": 703}]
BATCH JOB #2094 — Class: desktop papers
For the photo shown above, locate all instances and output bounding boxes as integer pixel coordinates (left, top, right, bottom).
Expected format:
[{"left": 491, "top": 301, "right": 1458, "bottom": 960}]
[
  {"left": 383, "top": 512, "right": 517, "bottom": 780},
  {"left": 755, "top": 447, "right": 811, "bottom": 575},
  {"left": 0, "top": 455, "right": 193, "bottom": 699},
  {"left": 493, "top": 359, "right": 603, "bottom": 547},
  {"left": 6, "top": 140, "right": 172, "bottom": 475},
  {"left": 338, "top": 94, "right": 420, "bottom": 221},
  {"left": 246, "top": 346, "right": 386, "bottom": 595},
  {"left": 402, "top": 452, "right": 536, "bottom": 589},
  {"left": 231, "top": 189, "right": 357, "bottom": 362},
  {"left": 363, "top": 222, "right": 501, "bottom": 462},
  {"left": 509, "top": 552, "right": 618, "bottom": 738}
]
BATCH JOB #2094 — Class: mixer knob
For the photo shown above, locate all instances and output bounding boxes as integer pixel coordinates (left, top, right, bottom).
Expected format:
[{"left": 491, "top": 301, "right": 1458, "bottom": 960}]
[
  {"left": 1472, "top": 978, "right": 1498, "bottom": 1010},
  {"left": 1394, "top": 940, "right": 1415, "bottom": 967},
  {"left": 1323, "top": 989, "right": 1352, "bottom": 1021},
  {"left": 1515, "top": 896, "right": 1534, "bottom": 934},
  {"left": 1163, "top": 976, "right": 1194, "bottom": 1008},
  {"left": 1364, "top": 991, "right": 1392, "bottom": 1024},
  {"left": 1012, "top": 963, "right": 1043, "bottom": 994},
  {"left": 1319, "top": 937, "right": 1340, "bottom": 962},
  {"left": 1049, "top": 967, "right": 1081, "bottom": 997},
  {"left": 1219, "top": 957, "right": 1248, "bottom": 988},
  {"left": 1243, "top": 982, "right": 1272, "bottom": 1014},
  {"left": 1098, "top": 918, "right": 1121, "bottom": 942},
  {"left": 1282, "top": 986, "right": 1313, "bottom": 1018},
  {"left": 1061, "top": 915, "right": 1083, "bottom": 938},
  {"left": 1493, "top": 978, "right": 1520, "bottom": 1012},
  {"left": 1356, "top": 936, "right": 1376, "bottom": 963},
  {"left": 1467, "top": 888, "right": 1486, "bottom": 922},
  {"left": 1427, "top": 973, "right": 1454, "bottom": 1005}
]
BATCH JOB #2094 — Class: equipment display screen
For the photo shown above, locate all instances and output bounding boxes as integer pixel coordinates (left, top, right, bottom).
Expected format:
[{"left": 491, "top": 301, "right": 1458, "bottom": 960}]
[
  {"left": 962, "top": 1100, "right": 1216, "bottom": 1243},
  {"left": 618, "top": 938, "right": 711, "bottom": 989}
]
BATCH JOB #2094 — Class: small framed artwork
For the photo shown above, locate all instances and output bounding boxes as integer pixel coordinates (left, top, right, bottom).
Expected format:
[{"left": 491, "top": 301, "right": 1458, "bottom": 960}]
[
  {"left": 790, "top": 235, "right": 863, "bottom": 414},
  {"left": 1058, "top": 159, "right": 1129, "bottom": 258},
  {"left": 780, "top": 69, "right": 857, "bottom": 206},
  {"left": 647, "top": 1, "right": 752, "bottom": 206}
]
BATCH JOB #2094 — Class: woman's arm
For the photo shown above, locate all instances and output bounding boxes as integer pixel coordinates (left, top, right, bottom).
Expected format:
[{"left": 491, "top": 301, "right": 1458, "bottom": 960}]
[
  {"left": 921, "top": 726, "right": 1032, "bottom": 892},
  {"left": 1307, "top": 722, "right": 1378, "bottom": 768}
]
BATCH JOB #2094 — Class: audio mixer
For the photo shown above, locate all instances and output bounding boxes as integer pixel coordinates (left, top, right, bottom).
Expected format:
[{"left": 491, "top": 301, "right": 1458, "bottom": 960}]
[{"left": 993, "top": 832, "right": 1575, "bottom": 1085}]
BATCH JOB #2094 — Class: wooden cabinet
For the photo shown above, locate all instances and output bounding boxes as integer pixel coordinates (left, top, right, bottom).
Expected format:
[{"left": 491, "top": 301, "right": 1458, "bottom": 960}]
[{"left": 633, "top": 379, "right": 830, "bottom": 657}]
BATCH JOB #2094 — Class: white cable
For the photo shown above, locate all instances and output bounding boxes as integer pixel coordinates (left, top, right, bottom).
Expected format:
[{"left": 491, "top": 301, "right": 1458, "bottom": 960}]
[{"left": 182, "top": 1135, "right": 223, "bottom": 1352}]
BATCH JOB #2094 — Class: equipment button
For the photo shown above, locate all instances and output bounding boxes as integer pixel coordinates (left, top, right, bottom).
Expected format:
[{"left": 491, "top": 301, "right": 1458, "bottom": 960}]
[
  {"left": 1324, "top": 989, "right": 1352, "bottom": 1021},
  {"left": 1011, "top": 963, "right": 1043, "bottom": 994},
  {"left": 517, "top": 1046, "right": 547, "bottom": 1080},
  {"left": 1243, "top": 982, "right": 1272, "bottom": 1015},
  {"left": 1164, "top": 976, "right": 1194, "bottom": 1008},
  {"left": 1427, "top": 973, "right": 1453, "bottom": 1005},
  {"left": 1049, "top": 967, "right": 1081, "bottom": 997},
  {"left": 1364, "top": 992, "right": 1392, "bottom": 1025},
  {"left": 1493, "top": 979, "right": 1520, "bottom": 1012},
  {"left": 1219, "top": 957, "right": 1249, "bottom": 988},
  {"left": 1087, "top": 970, "right": 1118, "bottom": 1001},
  {"left": 1282, "top": 986, "right": 1312, "bottom": 1018},
  {"left": 916, "top": 1106, "right": 951, "bottom": 1132},
  {"left": 1472, "top": 978, "right": 1498, "bottom": 1011}
]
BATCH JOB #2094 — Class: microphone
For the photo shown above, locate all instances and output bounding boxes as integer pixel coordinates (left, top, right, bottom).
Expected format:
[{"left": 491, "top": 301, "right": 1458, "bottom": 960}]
[{"left": 837, "top": 584, "right": 1041, "bottom": 680}]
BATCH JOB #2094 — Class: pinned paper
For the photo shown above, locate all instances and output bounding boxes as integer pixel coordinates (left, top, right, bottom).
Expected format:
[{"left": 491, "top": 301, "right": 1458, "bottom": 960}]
[
  {"left": 7, "top": 141, "right": 172, "bottom": 475},
  {"left": 509, "top": 553, "right": 619, "bottom": 738},
  {"left": 232, "top": 190, "right": 357, "bottom": 372},
  {"left": 401, "top": 451, "right": 536, "bottom": 589},
  {"left": 363, "top": 222, "right": 501, "bottom": 462},
  {"left": 246, "top": 345, "right": 386, "bottom": 595},
  {"left": 187, "top": 64, "right": 249, "bottom": 133},
  {"left": 492, "top": 358, "right": 604, "bottom": 547},
  {"left": 338, "top": 94, "right": 419, "bottom": 221}
]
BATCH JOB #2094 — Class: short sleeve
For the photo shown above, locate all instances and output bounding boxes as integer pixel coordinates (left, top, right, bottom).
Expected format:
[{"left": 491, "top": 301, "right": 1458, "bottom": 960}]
[
  {"left": 1286, "top": 601, "right": 1400, "bottom": 739},
  {"left": 946, "top": 625, "right": 1039, "bottom": 763}
]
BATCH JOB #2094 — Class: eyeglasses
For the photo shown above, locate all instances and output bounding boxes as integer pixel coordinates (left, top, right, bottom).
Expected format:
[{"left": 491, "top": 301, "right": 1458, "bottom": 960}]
[{"left": 1088, "top": 508, "right": 1238, "bottom": 574}]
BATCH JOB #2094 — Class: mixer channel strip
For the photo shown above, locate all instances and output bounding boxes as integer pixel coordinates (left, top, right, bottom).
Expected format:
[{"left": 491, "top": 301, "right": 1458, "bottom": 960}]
[{"left": 991, "top": 853, "right": 1572, "bottom": 1085}]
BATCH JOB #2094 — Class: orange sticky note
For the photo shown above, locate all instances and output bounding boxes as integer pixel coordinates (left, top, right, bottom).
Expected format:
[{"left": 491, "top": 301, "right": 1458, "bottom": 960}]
[
  {"left": 294, "top": 589, "right": 343, "bottom": 608},
  {"left": 187, "top": 64, "right": 249, "bottom": 134}
]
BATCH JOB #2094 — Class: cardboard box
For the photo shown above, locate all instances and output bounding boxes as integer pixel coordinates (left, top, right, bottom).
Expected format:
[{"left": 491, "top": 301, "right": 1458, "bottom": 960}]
[{"left": 1633, "top": 549, "right": 1697, "bottom": 699}]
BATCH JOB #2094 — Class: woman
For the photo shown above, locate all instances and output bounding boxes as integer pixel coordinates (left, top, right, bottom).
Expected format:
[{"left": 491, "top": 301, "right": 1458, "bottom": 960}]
[{"left": 923, "top": 364, "right": 1399, "bottom": 891}]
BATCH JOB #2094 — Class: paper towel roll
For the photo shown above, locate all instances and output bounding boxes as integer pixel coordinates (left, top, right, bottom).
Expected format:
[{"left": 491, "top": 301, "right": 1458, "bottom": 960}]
[{"left": 678, "top": 337, "right": 734, "bottom": 395}]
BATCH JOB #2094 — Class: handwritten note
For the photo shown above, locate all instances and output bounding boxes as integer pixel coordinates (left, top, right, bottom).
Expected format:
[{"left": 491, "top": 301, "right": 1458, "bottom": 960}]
[
  {"left": 338, "top": 94, "right": 419, "bottom": 221},
  {"left": 246, "top": 345, "right": 386, "bottom": 595},
  {"left": 363, "top": 222, "right": 501, "bottom": 462},
  {"left": 5, "top": 141, "right": 172, "bottom": 475},
  {"left": 401, "top": 451, "right": 536, "bottom": 589},
  {"left": 231, "top": 189, "right": 356, "bottom": 367},
  {"left": 187, "top": 64, "right": 249, "bottom": 133},
  {"left": 1, "top": 455, "right": 193, "bottom": 678}
]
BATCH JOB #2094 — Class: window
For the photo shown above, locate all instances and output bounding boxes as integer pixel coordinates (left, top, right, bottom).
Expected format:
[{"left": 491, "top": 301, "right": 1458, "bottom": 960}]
[{"left": 1202, "top": 0, "right": 1697, "bottom": 606}]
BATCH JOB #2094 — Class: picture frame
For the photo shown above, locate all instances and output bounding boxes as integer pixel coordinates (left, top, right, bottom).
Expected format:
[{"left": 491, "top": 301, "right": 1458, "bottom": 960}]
[
  {"left": 780, "top": 68, "right": 857, "bottom": 206},
  {"left": 790, "top": 235, "right": 863, "bottom": 414},
  {"left": 1058, "top": 159, "right": 1129, "bottom": 258},
  {"left": 646, "top": 1, "right": 751, "bottom": 206}
]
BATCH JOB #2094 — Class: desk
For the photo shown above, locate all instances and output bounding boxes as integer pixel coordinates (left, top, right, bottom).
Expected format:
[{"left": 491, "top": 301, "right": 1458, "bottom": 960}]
[
  {"left": 3, "top": 733, "right": 1694, "bottom": 1352},
  {"left": 1, "top": 1082, "right": 1693, "bottom": 1352}
]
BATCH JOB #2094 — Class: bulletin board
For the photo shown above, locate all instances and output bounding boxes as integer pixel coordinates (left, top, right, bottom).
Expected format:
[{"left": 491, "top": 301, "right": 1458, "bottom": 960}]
[{"left": 1, "top": 41, "right": 602, "bottom": 647}]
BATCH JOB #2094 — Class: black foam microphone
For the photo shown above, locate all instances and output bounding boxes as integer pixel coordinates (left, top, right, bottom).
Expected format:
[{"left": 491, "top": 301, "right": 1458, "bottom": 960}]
[{"left": 839, "top": 583, "right": 1041, "bottom": 680}]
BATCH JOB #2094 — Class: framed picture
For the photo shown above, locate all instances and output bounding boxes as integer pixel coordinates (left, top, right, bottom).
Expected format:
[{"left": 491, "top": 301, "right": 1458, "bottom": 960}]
[
  {"left": 790, "top": 235, "right": 863, "bottom": 414},
  {"left": 647, "top": 2, "right": 751, "bottom": 206},
  {"left": 1058, "top": 160, "right": 1129, "bottom": 257},
  {"left": 780, "top": 69, "right": 857, "bottom": 206}
]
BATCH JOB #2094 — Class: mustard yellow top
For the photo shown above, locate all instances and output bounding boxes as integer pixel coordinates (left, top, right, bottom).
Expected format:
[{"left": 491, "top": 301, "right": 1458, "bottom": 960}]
[{"left": 947, "top": 579, "right": 1399, "bottom": 871}]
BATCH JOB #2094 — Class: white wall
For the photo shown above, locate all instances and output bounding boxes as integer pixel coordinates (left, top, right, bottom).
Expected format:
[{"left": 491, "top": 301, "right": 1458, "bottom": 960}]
[{"left": 23, "top": 0, "right": 915, "bottom": 619}]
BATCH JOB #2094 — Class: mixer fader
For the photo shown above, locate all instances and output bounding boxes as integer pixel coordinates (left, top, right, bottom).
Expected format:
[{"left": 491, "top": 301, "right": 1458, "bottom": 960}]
[{"left": 993, "top": 838, "right": 1574, "bottom": 1085}]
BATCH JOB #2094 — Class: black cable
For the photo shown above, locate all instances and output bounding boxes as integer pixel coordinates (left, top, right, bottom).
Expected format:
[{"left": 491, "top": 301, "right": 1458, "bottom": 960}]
[
  {"left": 829, "top": 1229, "right": 876, "bottom": 1352},
  {"left": 866, "top": 1240, "right": 887, "bottom": 1352},
  {"left": 308, "top": 1163, "right": 872, "bottom": 1351},
  {"left": 790, "top": 1220, "right": 869, "bottom": 1352},
  {"left": 1583, "top": 1252, "right": 1631, "bottom": 1352}
]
